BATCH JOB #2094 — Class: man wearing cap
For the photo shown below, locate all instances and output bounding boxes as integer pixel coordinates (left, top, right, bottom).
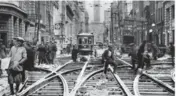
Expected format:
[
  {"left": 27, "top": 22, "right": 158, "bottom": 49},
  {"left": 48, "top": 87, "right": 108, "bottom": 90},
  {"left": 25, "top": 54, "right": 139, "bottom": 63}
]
[
  {"left": 102, "top": 45, "right": 118, "bottom": 75},
  {"left": 7, "top": 37, "right": 27, "bottom": 95},
  {"left": 0, "top": 39, "right": 7, "bottom": 76}
]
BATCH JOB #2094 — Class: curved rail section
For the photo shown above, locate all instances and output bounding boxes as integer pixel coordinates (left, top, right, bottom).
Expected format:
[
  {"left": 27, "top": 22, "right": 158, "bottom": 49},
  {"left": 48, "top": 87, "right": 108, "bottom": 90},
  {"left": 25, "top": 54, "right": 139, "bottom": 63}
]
[
  {"left": 18, "top": 60, "right": 72, "bottom": 96},
  {"left": 137, "top": 73, "right": 175, "bottom": 96},
  {"left": 133, "top": 74, "right": 141, "bottom": 96},
  {"left": 142, "top": 71, "right": 175, "bottom": 93},
  {"left": 20, "top": 74, "right": 65, "bottom": 96},
  {"left": 69, "top": 69, "right": 104, "bottom": 96}
]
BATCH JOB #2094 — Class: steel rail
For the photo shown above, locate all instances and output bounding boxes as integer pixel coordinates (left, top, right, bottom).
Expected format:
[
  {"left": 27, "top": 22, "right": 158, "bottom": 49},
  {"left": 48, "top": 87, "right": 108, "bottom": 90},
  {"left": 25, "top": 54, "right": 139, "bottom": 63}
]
[
  {"left": 76, "top": 55, "right": 91, "bottom": 83},
  {"left": 18, "top": 73, "right": 67, "bottom": 96},
  {"left": 18, "top": 60, "right": 72, "bottom": 95},
  {"left": 142, "top": 71, "right": 175, "bottom": 93},
  {"left": 133, "top": 74, "right": 141, "bottom": 96},
  {"left": 57, "top": 74, "right": 69, "bottom": 96},
  {"left": 114, "top": 53, "right": 175, "bottom": 95},
  {"left": 109, "top": 66, "right": 134, "bottom": 96},
  {"left": 60, "top": 65, "right": 103, "bottom": 74},
  {"left": 69, "top": 68, "right": 104, "bottom": 96},
  {"left": 19, "top": 68, "right": 51, "bottom": 92},
  {"left": 151, "top": 62, "right": 173, "bottom": 65}
]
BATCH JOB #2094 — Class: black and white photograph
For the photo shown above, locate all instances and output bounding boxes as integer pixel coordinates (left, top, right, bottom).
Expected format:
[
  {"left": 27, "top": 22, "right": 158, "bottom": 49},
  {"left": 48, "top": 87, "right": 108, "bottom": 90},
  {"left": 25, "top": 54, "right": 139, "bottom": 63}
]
[{"left": 0, "top": 0, "right": 175, "bottom": 96}]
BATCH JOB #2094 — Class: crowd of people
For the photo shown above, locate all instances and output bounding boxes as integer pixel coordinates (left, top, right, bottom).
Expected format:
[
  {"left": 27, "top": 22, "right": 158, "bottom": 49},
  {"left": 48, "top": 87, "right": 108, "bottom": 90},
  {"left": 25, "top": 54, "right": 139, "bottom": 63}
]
[
  {"left": 101, "top": 40, "right": 175, "bottom": 76},
  {"left": 0, "top": 37, "right": 59, "bottom": 95},
  {"left": 37, "top": 41, "right": 57, "bottom": 65},
  {"left": 0, "top": 36, "right": 174, "bottom": 95}
]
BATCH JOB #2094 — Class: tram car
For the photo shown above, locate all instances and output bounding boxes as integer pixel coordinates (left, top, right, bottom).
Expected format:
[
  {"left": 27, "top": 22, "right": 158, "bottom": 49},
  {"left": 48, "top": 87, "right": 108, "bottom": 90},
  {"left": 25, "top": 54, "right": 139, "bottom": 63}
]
[{"left": 77, "top": 33, "right": 94, "bottom": 56}]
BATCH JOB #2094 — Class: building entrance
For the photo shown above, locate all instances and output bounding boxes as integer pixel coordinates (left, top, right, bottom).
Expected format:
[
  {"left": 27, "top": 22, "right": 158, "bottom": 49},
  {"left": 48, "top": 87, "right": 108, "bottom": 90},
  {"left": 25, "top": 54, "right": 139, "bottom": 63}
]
[{"left": 0, "top": 33, "right": 7, "bottom": 46}]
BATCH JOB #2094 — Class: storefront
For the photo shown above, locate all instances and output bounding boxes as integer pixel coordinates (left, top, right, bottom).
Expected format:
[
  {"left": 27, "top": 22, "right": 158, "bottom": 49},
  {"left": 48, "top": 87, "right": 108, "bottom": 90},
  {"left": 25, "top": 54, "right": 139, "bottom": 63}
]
[{"left": 0, "top": 3, "right": 27, "bottom": 46}]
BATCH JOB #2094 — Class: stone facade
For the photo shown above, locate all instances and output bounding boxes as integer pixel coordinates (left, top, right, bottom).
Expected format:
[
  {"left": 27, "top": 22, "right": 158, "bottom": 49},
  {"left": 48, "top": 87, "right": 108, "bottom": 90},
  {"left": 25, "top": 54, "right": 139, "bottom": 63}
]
[
  {"left": 0, "top": 3, "right": 27, "bottom": 46},
  {"left": 164, "top": 1, "right": 175, "bottom": 45}
]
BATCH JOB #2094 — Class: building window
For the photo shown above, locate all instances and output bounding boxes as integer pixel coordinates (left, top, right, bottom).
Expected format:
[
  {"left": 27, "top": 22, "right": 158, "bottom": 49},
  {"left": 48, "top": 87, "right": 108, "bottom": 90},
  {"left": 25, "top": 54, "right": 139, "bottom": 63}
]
[
  {"left": 172, "top": 5, "right": 174, "bottom": 19},
  {"left": 166, "top": 8, "right": 170, "bottom": 24}
]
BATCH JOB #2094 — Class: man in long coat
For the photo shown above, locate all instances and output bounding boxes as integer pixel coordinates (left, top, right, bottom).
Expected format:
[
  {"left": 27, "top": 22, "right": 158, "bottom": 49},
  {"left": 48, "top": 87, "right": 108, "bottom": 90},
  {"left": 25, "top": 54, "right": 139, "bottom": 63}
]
[
  {"left": 72, "top": 45, "right": 78, "bottom": 62},
  {"left": 8, "top": 37, "right": 27, "bottom": 95},
  {"left": 137, "top": 40, "right": 147, "bottom": 70}
]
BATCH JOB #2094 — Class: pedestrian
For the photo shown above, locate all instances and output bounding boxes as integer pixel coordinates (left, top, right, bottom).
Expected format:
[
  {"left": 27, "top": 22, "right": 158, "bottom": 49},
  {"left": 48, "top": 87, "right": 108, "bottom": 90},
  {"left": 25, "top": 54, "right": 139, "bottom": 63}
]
[
  {"left": 128, "top": 43, "right": 138, "bottom": 69},
  {"left": 48, "top": 41, "right": 57, "bottom": 64},
  {"left": 45, "top": 42, "right": 50, "bottom": 64},
  {"left": 66, "top": 44, "right": 70, "bottom": 54},
  {"left": 37, "top": 42, "right": 46, "bottom": 65},
  {"left": 23, "top": 41, "right": 35, "bottom": 70},
  {"left": 102, "top": 45, "right": 118, "bottom": 75},
  {"left": 0, "top": 39, "right": 7, "bottom": 76},
  {"left": 72, "top": 45, "right": 78, "bottom": 62},
  {"left": 22, "top": 41, "right": 35, "bottom": 83},
  {"left": 169, "top": 42, "right": 175, "bottom": 66},
  {"left": 151, "top": 42, "right": 159, "bottom": 60},
  {"left": 7, "top": 37, "right": 27, "bottom": 95},
  {"left": 51, "top": 41, "right": 57, "bottom": 64},
  {"left": 137, "top": 40, "right": 147, "bottom": 70}
]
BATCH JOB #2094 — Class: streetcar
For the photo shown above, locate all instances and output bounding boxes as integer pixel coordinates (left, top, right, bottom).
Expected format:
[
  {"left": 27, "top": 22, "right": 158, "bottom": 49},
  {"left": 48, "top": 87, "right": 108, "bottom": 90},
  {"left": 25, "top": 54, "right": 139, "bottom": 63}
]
[{"left": 77, "top": 32, "right": 94, "bottom": 56}]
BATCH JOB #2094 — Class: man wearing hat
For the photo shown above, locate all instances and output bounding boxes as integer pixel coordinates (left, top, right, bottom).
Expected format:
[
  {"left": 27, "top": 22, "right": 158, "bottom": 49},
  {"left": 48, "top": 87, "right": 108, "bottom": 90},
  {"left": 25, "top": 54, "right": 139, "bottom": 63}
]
[
  {"left": 7, "top": 37, "right": 27, "bottom": 95},
  {"left": 102, "top": 44, "right": 118, "bottom": 75},
  {"left": 0, "top": 39, "right": 7, "bottom": 76}
]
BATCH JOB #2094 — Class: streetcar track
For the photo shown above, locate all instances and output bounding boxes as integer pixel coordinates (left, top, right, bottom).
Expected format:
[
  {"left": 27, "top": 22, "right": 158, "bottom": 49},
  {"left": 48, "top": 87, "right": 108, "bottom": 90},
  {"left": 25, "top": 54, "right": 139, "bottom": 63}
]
[
  {"left": 116, "top": 56, "right": 175, "bottom": 96},
  {"left": 17, "top": 60, "right": 73, "bottom": 96},
  {"left": 15, "top": 55, "right": 175, "bottom": 96},
  {"left": 137, "top": 74, "right": 174, "bottom": 96}
]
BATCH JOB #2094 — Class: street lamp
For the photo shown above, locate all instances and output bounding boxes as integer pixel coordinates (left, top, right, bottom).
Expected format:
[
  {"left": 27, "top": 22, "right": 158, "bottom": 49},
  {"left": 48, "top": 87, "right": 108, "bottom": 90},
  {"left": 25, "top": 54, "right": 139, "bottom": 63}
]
[
  {"left": 149, "top": 29, "right": 153, "bottom": 33},
  {"left": 152, "top": 23, "right": 155, "bottom": 27}
]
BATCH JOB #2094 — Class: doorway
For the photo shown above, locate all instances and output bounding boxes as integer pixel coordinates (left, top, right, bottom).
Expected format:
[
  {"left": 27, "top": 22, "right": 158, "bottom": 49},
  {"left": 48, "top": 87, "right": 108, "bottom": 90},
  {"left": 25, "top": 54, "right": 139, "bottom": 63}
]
[{"left": 0, "top": 33, "right": 7, "bottom": 46}]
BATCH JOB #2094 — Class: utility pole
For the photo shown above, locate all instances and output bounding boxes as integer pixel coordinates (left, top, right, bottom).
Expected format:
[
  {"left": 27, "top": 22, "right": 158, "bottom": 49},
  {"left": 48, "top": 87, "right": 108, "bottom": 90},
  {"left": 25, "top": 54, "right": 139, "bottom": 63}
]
[
  {"left": 110, "top": 3, "right": 114, "bottom": 44},
  {"left": 36, "top": 1, "right": 40, "bottom": 44}
]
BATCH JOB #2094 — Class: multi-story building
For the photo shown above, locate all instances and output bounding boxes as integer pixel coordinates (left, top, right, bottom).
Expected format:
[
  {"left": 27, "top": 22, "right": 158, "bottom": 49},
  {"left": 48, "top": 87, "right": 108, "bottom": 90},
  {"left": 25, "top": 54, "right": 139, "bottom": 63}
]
[
  {"left": 0, "top": 2, "right": 28, "bottom": 46},
  {"left": 55, "top": 1, "right": 88, "bottom": 46},
  {"left": 163, "top": 1, "right": 175, "bottom": 45},
  {"left": 94, "top": 1, "right": 100, "bottom": 23},
  {"left": 18, "top": 1, "right": 58, "bottom": 44},
  {"left": 132, "top": 1, "right": 148, "bottom": 45},
  {"left": 155, "top": 1, "right": 165, "bottom": 45},
  {"left": 113, "top": 1, "right": 129, "bottom": 47},
  {"left": 104, "top": 8, "right": 111, "bottom": 43},
  {"left": 89, "top": 0, "right": 104, "bottom": 44}
]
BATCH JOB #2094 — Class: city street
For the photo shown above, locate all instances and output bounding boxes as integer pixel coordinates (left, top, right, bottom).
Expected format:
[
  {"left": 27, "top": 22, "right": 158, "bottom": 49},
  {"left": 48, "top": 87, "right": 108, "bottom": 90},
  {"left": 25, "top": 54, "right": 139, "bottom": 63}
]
[{"left": 0, "top": 0, "right": 175, "bottom": 96}]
